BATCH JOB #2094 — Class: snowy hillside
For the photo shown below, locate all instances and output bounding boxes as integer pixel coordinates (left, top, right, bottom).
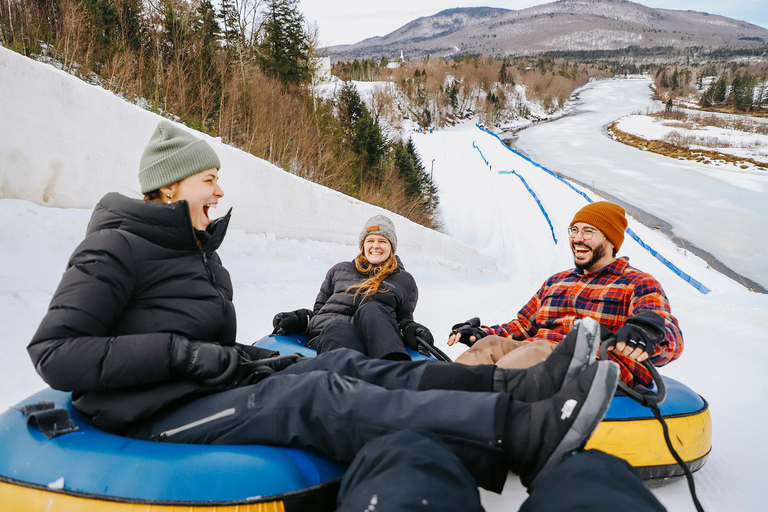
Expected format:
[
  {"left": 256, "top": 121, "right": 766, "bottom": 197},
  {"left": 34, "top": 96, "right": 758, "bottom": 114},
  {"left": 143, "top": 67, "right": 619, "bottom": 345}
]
[{"left": 2, "top": 44, "right": 768, "bottom": 511}]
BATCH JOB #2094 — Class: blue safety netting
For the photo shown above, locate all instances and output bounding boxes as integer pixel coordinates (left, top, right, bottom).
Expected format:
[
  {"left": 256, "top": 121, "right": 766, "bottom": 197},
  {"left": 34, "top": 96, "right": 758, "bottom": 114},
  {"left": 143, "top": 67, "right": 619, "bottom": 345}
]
[
  {"left": 474, "top": 124, "right": 711, "bottom": 294},
  {"left": 498, "top": 170, "right": 558, "bottom": 244},
  {"left": 472, "top": 141, "right": 489, "bottom": 165}
]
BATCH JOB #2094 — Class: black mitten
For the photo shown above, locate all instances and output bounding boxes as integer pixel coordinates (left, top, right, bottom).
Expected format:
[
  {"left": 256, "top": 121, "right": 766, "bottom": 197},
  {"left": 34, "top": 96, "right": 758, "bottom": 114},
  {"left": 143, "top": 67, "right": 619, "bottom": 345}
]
[
  {"left": 615, "top": 310, "right": 665, "bottom": 356},
  {"left": 232, "top": 352, "right": 308, "bottom": 386},
  {"left": 450, "top": 317, "right": 487, "bottom": 347},
  {"left": 170, "top": 336, "right": 239, "bottom": 386},
  {"left": 272, "top": 308, "right": 314, "bottom": 335},
  {"left": 399, "top": 319, "right": 435, "bottom": 350}
]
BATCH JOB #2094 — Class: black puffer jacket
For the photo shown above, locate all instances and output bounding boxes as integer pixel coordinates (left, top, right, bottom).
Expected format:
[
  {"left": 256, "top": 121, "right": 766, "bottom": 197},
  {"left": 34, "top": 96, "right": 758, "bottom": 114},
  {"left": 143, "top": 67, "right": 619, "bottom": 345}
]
[
  {"left": 308, "top": 257, "right": 418, "bottom": 339},
  {"left": 28, "top": 193, "right": 274, "bottom": 434}
]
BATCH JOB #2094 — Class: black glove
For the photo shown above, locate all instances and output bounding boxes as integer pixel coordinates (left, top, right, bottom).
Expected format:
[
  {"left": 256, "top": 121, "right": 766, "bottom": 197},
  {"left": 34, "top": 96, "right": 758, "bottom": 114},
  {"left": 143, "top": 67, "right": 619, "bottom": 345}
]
[
  {"left": 615, "top": 310, "right": 665, "bottom": 357},
  {"left": 170, "top": 337, "right": 240, "bottom": 386},
  {"left": 272, "top": 308, "right": 314, "bottom": 335},
  {"left": 450, "top": 317, "right": 487, "bottom": 347},
  {"left": 232, "top": 352, "right": 308, "bottom": 387},
  {"left": 399, "top": 319, "right": 434, "bottom": 350}
]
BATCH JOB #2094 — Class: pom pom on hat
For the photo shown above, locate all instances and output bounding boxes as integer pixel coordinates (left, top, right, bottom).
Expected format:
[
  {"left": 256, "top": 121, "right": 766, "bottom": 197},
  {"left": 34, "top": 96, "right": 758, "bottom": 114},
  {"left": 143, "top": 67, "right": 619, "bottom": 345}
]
[{"left": 139, "top": 121, "right": 221, "bottom": 194}]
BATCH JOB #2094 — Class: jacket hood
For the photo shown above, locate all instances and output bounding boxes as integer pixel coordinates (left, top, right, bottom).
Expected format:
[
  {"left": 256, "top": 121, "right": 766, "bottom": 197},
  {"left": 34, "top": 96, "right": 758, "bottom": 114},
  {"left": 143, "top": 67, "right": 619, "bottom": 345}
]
[{"left": 87, "top": 193, "right": 231, "bottom": 254}]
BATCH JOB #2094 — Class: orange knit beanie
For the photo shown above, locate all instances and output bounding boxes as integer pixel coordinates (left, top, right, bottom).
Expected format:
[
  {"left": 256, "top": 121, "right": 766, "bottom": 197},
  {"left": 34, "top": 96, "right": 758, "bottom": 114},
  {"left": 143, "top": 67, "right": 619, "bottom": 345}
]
[{"left": 570, "top": 201, "right": 628, "bottom": 250}]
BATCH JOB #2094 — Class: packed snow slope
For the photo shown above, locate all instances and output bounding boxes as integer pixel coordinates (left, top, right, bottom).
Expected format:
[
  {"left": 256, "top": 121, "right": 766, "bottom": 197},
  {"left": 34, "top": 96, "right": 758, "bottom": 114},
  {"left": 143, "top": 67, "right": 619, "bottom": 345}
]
[{"left": 1, "top": 46, "right": 767, "bottom": 511}]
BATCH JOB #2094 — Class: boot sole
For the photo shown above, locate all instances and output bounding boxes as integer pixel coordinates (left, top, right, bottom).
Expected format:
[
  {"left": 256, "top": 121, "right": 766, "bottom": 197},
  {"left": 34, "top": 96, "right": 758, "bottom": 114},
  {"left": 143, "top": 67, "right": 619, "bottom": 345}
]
[
  {"left": 529, "top": 360, "right": 619, "bottom": 489},
  {"left": 564, "top": 317, "right": 600, "bottom": 384}
]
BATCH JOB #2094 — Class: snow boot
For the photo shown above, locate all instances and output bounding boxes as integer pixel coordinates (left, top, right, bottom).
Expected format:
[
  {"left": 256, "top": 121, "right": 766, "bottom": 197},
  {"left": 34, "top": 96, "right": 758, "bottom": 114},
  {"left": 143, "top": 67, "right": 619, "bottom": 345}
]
[
  {"left": 492, "top": 317, "right": 601, "bottom": 402},
  {"left": 503, "top": 359, "right": 619, "bottom": 489}
]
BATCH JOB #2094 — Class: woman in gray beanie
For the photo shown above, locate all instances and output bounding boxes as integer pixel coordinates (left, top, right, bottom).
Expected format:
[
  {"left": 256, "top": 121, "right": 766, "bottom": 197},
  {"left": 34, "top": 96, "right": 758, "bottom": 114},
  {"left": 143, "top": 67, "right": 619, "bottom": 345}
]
[{"left": 272, "top": 214, "right": 434, "bottom": 360}]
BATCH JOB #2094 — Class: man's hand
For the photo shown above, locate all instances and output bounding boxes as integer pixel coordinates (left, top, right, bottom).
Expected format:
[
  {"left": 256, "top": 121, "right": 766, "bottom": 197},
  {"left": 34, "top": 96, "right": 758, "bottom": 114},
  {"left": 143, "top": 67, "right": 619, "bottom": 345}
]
[
  {"left": 399, "top": 319, "right": 434, "bottom": 350},
  {"left": 272, "top": 308, "right": 313, "bottom": 335},
  {"left": 611, "top": 310, "right": 665, "bottom": 363},
  {"left": 447, "top": 317, "right": 487, "bottom": 347}
]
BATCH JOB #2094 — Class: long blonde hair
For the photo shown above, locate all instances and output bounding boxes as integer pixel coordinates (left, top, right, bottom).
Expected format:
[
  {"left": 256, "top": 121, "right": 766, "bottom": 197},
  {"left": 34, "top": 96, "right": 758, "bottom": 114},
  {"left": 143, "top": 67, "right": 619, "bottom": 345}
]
[{"left": 346, "top": 251, "right": 399, "bottom": 299}]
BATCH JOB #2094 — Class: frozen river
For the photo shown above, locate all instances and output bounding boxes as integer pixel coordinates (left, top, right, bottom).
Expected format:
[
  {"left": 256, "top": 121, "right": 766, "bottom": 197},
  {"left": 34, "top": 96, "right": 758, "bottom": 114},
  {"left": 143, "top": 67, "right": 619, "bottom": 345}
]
[{"left": 511, "top": 78, "right": 768, "bottom": 291}]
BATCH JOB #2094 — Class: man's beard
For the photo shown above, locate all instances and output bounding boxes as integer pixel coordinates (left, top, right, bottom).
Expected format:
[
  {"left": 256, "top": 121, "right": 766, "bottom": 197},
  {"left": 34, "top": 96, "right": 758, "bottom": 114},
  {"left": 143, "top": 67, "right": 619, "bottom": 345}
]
[{"left": 573, "top": 241, "right": 606, "bottom": 270}]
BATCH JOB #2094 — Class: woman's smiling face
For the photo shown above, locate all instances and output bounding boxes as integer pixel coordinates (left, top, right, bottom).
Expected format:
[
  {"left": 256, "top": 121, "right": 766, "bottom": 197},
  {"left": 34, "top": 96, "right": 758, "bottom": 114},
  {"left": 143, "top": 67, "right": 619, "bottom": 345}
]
[
  {"left": 164, "top": 168, "right": 223, "bottom": 230},
  {"left": 363, "top": 235, "right": 392, "bottom": 265}
]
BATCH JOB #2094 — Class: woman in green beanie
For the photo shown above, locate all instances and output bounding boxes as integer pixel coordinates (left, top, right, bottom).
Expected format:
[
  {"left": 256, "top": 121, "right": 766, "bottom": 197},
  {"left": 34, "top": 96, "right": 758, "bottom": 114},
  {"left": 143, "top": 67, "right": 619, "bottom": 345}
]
[
  {"left": 28, "top": 120, "right": 272, "bottom": 431},
  {"left": 271, "top": 214, "right": 434, "bottom": 361}
]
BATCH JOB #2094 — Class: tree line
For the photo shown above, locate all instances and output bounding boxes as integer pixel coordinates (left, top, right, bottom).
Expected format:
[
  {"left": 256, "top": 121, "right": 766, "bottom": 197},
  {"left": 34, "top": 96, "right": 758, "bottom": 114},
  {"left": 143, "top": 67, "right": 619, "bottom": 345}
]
[
  {"left": 0, "top": 0, "right": 439, "bottom": 227},
  {"left": 653, "top": 62, "right": 768, "bottom": 113}
]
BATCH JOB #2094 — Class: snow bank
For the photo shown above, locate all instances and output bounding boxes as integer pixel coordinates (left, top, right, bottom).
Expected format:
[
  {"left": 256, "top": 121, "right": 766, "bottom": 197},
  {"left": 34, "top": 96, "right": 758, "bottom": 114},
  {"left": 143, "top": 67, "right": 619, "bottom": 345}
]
[{"left": 0, "top": 46, "right": 494, "bottom": 272}]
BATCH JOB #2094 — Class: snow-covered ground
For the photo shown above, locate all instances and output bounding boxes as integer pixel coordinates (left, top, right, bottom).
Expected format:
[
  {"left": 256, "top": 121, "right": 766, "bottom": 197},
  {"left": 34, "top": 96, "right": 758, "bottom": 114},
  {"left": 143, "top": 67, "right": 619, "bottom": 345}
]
[
  {"left": 2, "top": 46, "right": 768, "bottom": 511},
  {"left": 614, "top": 112, "right": 768, "bottom": 166},
  {"left": 513, "top": 78, "right": 768, "bottom": 292}
]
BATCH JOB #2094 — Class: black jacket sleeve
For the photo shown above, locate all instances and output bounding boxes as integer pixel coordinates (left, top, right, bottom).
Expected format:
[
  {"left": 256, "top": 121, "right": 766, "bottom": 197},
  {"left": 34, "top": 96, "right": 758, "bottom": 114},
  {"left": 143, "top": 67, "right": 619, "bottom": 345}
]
[
  {"left": 312, "top": 265, "right": 337, "bottom": 314},
  {"left": 28, "top": 230, "right": 178, "bottom": 392},
  {"left": 395, "top": 271, "right": 418, "bottom": 324}
]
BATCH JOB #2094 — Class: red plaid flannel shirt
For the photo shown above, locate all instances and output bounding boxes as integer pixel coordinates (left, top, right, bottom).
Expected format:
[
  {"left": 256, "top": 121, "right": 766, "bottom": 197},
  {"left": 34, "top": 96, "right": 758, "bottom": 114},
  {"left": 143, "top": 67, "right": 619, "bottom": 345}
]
[{"left": 485, "top": 257, "right": 683, "bottom": 387}]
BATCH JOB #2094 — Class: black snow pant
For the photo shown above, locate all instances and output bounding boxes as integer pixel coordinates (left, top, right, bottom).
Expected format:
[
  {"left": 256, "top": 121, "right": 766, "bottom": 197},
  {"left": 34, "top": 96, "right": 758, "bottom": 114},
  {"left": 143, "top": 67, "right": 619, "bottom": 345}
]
[
  {"left": 518, "top": 449, "right": 666, "bottom": 512},
  {"left": 312, "top": 302, "right": 411, "bottom": 360},
  {"left": 130, "top": 349, "right": 508, "bottom": 492},
  {"left": 338, "top": 431, "right": 666, "bottom": 512}
]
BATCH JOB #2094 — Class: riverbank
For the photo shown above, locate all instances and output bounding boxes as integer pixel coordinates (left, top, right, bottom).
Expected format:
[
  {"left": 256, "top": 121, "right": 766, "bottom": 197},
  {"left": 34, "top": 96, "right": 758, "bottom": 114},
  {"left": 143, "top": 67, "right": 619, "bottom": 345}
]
[{"left": 608, "top": 122, "right": 768, "bottom": 171}]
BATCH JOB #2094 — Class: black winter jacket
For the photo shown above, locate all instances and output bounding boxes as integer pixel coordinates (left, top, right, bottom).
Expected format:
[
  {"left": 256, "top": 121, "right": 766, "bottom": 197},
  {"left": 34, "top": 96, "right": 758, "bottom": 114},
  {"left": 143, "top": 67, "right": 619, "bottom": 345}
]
[
  {"left": 27, "top": 193, "right": 274, "bottom": 434},
  {"left": 308, "top": 257, "right": 418, "bottom": 340}
]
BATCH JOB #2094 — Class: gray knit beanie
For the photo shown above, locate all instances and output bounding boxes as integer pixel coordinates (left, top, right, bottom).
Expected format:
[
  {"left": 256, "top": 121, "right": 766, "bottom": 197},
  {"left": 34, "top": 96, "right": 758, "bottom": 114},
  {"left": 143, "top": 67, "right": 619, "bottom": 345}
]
[
  {"left": 139, "top": 121, "right": 221, "bottom": 194},
  {"left": 359, "top": 215, "right": 398, "bottom": 253}
]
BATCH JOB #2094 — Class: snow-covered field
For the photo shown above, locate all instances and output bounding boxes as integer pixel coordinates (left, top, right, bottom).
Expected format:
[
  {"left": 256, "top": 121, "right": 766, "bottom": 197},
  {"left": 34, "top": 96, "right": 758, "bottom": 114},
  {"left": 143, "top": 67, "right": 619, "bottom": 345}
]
[
  {"left": 2, "top": 46, "right": 768, "bottom": 511},
  {"left": 614, "top": 112, "right": 768, "bottom": 166}
]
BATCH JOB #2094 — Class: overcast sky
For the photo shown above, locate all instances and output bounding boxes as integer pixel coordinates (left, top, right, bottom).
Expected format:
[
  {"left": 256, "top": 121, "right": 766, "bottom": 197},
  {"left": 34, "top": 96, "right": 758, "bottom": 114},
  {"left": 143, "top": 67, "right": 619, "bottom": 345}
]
[{"left": 299, "top": 0, "right": 768, "bottom": 47}]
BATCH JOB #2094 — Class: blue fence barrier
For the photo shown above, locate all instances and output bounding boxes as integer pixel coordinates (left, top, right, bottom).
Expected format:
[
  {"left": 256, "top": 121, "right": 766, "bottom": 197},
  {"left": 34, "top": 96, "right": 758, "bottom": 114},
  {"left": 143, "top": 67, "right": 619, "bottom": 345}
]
[
  {"left": 474, "top": 124, "right": 711, "bottom": 294},
  {"left": 472, "top": 141, "right": 489, "bottom": 165},
  {"left": 498, "top": 170, "right": 558, "bottom": 244}
]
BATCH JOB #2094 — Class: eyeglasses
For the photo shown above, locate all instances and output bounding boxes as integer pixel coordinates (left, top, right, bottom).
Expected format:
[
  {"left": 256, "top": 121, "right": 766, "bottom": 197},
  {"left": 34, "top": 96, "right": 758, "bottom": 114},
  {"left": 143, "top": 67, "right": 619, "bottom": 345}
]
[{"left": 567, "top": 226, "right": 601, "bottom": 240}]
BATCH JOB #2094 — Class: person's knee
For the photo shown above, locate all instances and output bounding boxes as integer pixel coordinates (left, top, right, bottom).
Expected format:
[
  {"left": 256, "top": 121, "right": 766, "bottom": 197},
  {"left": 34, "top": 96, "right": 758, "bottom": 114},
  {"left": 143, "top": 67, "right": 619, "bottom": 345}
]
[
  {"left": 458, "top": 336, "right": 516, "bottom": 363},
  {"left": 338, "top": 430, "right": 483, "bottom": 512},
  {"left": 314, "top": 321, "right": 363, "bottom": 353},
  {"left": 495, "top": 339, "right": 554, "bottom": 369},
  {"left": 355, "top": 301, "right": 388, "bottom": 318}
]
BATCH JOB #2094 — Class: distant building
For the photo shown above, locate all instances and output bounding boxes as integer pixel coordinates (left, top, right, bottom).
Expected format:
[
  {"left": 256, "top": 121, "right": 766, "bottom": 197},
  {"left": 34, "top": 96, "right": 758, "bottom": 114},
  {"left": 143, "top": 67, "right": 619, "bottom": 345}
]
[
  {"left": 386, "top": 51, "right": 406, "bottom": 69},
  {"left": 314, "top": 56, "right": 332, "bottom": 83}
]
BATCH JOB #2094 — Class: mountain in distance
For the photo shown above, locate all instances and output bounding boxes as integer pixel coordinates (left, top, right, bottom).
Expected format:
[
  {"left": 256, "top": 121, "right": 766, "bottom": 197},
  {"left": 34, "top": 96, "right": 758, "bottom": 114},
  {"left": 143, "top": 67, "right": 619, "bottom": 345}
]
[{"left": 325, "top": 0, "right": 768, "bottom": 61}]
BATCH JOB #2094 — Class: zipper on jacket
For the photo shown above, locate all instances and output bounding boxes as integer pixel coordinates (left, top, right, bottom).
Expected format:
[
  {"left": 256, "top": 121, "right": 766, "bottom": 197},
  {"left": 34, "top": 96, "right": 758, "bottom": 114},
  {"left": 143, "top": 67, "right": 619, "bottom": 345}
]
[
  {"left": 151, "top": 407, "right": 236, "bottom": 441},
  {"left": 201, "top": 252, "right": 216, "bottom": 284},
  {"left": 202, "top": 250, "right": 234, "bottom": 335}
]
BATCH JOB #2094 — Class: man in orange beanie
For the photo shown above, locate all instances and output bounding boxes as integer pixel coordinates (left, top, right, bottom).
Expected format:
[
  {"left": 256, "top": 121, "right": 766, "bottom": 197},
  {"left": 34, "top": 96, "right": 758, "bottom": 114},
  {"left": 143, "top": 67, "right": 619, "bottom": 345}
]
[{"left": 447, "top": 201, "right": 683, "bottom": 387}]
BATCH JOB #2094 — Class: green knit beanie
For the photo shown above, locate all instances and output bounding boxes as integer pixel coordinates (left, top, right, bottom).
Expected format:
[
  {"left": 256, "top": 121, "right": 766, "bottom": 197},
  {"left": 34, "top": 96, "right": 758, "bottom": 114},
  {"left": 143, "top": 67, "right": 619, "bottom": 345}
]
[{"left": 139, "top": 121, "right": 221, "bottom": 194}]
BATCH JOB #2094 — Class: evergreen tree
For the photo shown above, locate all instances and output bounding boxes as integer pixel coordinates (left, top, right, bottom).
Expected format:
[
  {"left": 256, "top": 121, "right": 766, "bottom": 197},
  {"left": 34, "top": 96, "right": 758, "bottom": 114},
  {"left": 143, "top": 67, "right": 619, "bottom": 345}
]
[
  {"left": 713, "top": 76, "right": 727, "bottom": 103},
  {"left": 499, "top": 61, "right": 509, "bottom": 85},
  {"left": 337, "top": 81, "right": 386, "bottom": 182},
  {"left": 405, "top": 138, "right": 439, "bottom": 219},
  {"left": 394, "top": 140, "right": 420, "bottom": 198},
  {"left": 217, "top": 0, "right": 241, "bottom": 53},
  {"left": 338, "top": 81, "right": 364, "bottom": 131},
  {"left": 258, "top": 0, "right": 310, "bottom": 86}
]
